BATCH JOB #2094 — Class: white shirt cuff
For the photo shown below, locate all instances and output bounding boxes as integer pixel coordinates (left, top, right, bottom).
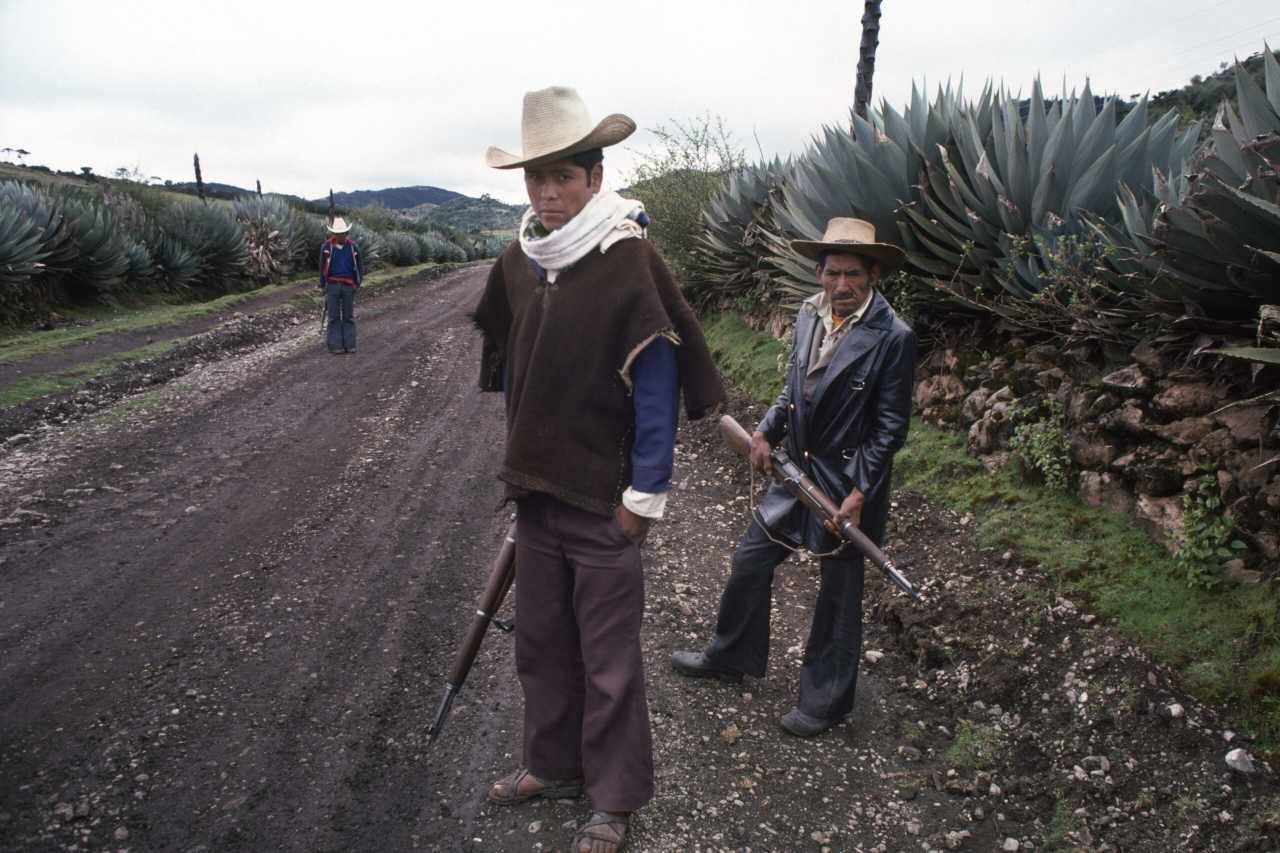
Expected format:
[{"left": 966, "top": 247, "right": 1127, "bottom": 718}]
[{"left": 622, "top": 487, "right": 668, "bottom": 519}]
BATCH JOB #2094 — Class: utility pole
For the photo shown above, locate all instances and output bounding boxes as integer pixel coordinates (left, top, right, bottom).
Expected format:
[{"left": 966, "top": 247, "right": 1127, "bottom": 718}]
[{"left": 854, "top": 1, "right": 882, "bottom": 121}]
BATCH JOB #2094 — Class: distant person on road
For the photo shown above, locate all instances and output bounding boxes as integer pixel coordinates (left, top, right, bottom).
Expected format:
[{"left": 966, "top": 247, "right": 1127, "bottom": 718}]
[
  {"left": 319, "top": 217, "right": 363, "bottom": 354},
  {"left": 472, "top": 86, "right": 725, "bottom": 853},
  {"left": 672, "top": 218, "right": 917, "bottom": 738}
]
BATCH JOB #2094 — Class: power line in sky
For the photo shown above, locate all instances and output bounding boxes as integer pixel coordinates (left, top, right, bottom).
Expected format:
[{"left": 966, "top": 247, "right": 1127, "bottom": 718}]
[
  {"left": 1104, "top": 16, "right": 1280, "bottom": 86},
  {"left": 1107, "top": 33, "right": 1279, "bottom": 96},
  {"left": 1061, "top": 0, "right": 1236, "bottom": 70}
]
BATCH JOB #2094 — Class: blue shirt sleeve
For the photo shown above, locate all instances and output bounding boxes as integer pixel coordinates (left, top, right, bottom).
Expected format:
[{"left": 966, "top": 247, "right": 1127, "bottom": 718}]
[{"left": 631, "top": 336, "right": 680, "bottom": 493}]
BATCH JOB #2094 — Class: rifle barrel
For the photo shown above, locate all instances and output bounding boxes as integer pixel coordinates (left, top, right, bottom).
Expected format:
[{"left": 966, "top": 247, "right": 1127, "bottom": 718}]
[{"left": 424, "top": 522, "right": 518, "bottom": 748}]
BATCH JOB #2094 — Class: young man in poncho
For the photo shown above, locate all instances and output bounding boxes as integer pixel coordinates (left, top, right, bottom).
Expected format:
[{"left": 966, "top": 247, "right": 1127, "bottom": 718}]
[{"left": 472, "top": 86, "right": 725, "bottom": 853}]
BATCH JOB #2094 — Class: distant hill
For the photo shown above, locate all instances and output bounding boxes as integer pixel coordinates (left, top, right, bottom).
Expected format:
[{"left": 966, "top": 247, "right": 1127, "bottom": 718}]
[
  {"left": 173, "top": 181, "right": 254, "bottom": 198},
  {"left": 422, "top": 194, "right": 526, "bottom": 232},
  {"left": 319, "top": 185, "right": 464, "bottom": 210},
  {"left": 1150, "top": 46, "right": 1279, "bottom": 131}
]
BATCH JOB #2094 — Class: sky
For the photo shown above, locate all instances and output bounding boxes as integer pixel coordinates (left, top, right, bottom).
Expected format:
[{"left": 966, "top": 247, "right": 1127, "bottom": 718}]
[{"left": 2, "top": 0, "right": 1278, "bottom": 206}]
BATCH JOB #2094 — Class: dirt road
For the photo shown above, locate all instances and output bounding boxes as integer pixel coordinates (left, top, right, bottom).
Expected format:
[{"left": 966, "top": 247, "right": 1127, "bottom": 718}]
[
  {"left": 1, "top": 265, "right": 1276, "bottom": 853},
  {"left": 0, "top": 266, "right": 520, "bottom": 852}
]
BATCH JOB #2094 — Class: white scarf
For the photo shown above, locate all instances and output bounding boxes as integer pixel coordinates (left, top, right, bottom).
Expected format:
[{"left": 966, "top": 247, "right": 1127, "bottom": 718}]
[{"left": 519, "top": 190, "right": 647, "bottom": 283}]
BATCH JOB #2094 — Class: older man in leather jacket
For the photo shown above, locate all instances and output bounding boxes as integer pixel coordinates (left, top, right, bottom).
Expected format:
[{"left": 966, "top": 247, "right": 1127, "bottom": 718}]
[{"left": 673, "top": 218, "right": 917, "bottom": 737}]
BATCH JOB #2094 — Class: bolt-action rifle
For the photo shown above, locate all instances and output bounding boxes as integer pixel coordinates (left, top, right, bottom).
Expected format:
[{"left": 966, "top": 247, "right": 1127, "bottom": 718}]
[
  {"left": 424, "top": 521, "right": 517, "bottom": 748},
  {"left": 720, "top": 415, "right": 925, "bottom": 605}
]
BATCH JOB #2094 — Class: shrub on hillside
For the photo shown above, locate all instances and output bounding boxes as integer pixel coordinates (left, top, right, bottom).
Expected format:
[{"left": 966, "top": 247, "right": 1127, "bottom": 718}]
[{"left": 623, "top": 113, "right": 744, "bottom": 280}]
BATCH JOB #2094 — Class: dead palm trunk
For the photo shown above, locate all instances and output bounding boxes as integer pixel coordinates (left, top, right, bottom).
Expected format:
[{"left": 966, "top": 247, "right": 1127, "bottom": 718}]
[{"left": 854, "top": 1, "right": 882, "bottom": 121}]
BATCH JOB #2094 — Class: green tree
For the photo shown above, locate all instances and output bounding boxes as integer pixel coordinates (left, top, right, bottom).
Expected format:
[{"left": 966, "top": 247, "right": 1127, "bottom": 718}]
[
  {"left": 623, "top": 113, "right": 745, "bottom": 281},
  {"left": 351, "top": 200, "right": 396, "bottom": 233}
]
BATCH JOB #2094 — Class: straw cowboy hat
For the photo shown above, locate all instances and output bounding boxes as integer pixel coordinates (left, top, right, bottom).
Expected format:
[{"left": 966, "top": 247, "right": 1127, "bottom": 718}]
[
  {"left": 327, "top": 217, "right": 351, "bottom": 233},
  {"left": 486, "top": 86, "right": 636, "bottom": 170},
  {"left": 790, "top": 217, "right": 905, "bottom": 273}
]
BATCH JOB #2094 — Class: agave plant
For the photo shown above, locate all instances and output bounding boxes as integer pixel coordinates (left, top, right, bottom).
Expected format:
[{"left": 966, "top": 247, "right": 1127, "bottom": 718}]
[
  {"left": 414, "top": 231, "right": 462, "bottom": 264},
  {"left": 164, "top": 201, "right": 250, "bottom": 292},
  {"left": 892, "top": 80, "right": 1201, "bottom": 317},
  {"left": 152, "top": 233, "right": 202, "bottom": 291},
  {"left": 1140, "top": 48, "right": 1280, "bottom": 315},
  {"left": 233, "top": 194, "right": 305, "bottom": 282},
  {"left": 477, "top": 236, "right": 509, "bottom": 259},
  {"left": 690, "top": 157, "right": 794, "bottom": 309},
  {"left": 50, "top": 188, "right": 135, "bottom": 293},
  {"left": 695, "top": 76, "right": 1206, "bottom": 339},
  {"left": 386, "top": 231, "right": 424, "bottom": 266},
  {"left": 0, "top": 181, "right": 73, "bottom": 310},
  {"left": 0, "top": 204, "right": 51, "bottom": 313}
]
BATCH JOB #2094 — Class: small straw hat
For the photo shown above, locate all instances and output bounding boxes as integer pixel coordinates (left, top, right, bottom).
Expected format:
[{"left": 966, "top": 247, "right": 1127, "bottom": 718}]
[
  {"left": 327, "top": 217, "right": 351, "bottom": 233},
  {"left": 790, "top": 218, "right": 905, "bottom": 272},
  {"left": 486, "top": 86, "right": 636, "bottom": 170}
]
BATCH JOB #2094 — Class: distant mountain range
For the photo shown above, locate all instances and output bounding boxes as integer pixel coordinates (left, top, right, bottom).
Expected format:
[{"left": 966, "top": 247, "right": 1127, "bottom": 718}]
[
  {"left": 173, "top": 181, "right": 255, "bottom": 197},
  {"left": 316, "top": 186, "right": 465, "bottom": 210}
]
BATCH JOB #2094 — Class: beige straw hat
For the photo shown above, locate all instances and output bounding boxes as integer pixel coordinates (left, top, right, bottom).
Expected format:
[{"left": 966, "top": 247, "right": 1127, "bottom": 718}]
[
  {"left": 327, "top": 217, "right": 351, "bottom": 233},
  {"left": 790, "top": 217, "right": 905, "bottom": 272},
  {"left": 486, "top": 86, "right": 636, "bottom": 170}
]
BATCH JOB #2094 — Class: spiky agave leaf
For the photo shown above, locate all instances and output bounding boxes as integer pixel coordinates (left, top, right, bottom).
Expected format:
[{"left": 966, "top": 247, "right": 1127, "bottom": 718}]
[{"left": 1144, "top": 49, "right": 1280, "bottom": 315}]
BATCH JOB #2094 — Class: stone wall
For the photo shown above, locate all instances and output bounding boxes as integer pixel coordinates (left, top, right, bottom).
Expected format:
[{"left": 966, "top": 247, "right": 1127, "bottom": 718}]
[{"left": 914, "top": 341, "right": 1280, "bottom": 580}]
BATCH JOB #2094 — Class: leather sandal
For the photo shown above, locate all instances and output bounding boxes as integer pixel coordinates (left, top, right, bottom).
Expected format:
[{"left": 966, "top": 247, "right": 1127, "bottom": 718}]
[
  {"left": 572, "top": 811, "right": 632, "bottom": 853},
  {"left": 486, "top": 767, "right": 584, "bottom": 804}
]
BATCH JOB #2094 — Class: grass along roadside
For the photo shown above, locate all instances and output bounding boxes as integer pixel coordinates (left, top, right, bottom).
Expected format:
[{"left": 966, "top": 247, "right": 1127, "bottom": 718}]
[
  {"left": 703, "top": 313, "right": 1280, "bottom": 747},
  {"left": 0, "top": 262, "right": 444, "bottom": 365},
  {"left": 0, "top": 262, "right": 456, "bottom": 410},
  {"left": 0, "top": 341, "right": 180, "bottom": 409}
]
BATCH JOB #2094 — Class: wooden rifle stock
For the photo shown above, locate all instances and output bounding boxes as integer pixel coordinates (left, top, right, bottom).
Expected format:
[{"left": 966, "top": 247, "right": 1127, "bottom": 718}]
[
  {"left": 720, "top": 415, "right": 925, "bottom": 605},
  {"left": 424, "top": 521, "right": 517, "bottom": 748}
]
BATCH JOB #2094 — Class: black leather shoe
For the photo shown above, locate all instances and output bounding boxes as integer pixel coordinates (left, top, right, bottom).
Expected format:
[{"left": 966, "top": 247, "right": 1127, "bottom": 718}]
[
  {"left": 779, "top": 708, "right": 841, "bottom": 738},
  {"left": 671, "top": 650, "right": 744, "bottom": 684}
]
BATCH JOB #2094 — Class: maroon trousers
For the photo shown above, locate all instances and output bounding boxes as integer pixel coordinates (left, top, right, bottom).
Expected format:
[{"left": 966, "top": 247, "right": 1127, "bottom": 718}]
[{"left": 513, "top": 493, "right": 653, "bottom": 813}]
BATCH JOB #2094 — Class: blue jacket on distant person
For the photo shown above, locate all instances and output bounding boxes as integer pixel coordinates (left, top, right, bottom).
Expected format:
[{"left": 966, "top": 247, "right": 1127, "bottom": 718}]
[{"left": 320, "top": 238, "right": 364, "bottom": 287}]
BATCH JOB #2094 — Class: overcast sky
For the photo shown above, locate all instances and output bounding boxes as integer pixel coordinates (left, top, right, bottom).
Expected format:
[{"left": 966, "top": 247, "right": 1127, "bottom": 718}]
[{"left": 2, "top": 0, "right": 1278, "bottom": 206}]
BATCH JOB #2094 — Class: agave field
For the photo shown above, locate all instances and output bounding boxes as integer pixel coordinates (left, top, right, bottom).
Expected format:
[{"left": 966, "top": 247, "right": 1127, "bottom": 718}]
[
  {"left": 0, "top": 179, "right": 507, "bottom": 324},
  {"left": 693, "top": 49, "right": 1280, "bottom": 349}
]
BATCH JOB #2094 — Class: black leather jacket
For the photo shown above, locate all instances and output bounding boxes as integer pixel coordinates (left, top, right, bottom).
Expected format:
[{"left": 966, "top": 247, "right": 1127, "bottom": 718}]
[{"left": 754, "top": 289, "right": 917, "bottom": 553}]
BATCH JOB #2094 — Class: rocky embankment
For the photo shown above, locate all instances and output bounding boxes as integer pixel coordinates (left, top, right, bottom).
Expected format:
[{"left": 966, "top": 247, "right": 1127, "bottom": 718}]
[{"left": 914, "top": 339, "right": 1280, "bottom": 577}]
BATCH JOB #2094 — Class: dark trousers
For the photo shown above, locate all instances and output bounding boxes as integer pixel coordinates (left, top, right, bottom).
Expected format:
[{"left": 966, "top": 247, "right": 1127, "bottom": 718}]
[
  {"left": 513, "top": 493, "right": 653, "bottom": 813},
  {"left": 705, "top": 519, "right": 866, "bottom": 721},
  {"left": 325, "top": 282, "right": 356, "bottom": 352}
]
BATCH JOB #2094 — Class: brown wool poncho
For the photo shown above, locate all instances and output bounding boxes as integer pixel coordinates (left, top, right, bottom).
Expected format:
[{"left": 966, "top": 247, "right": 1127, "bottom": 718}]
[{"left": 473, "top": 238, "right": 726, "bottom": 516}]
